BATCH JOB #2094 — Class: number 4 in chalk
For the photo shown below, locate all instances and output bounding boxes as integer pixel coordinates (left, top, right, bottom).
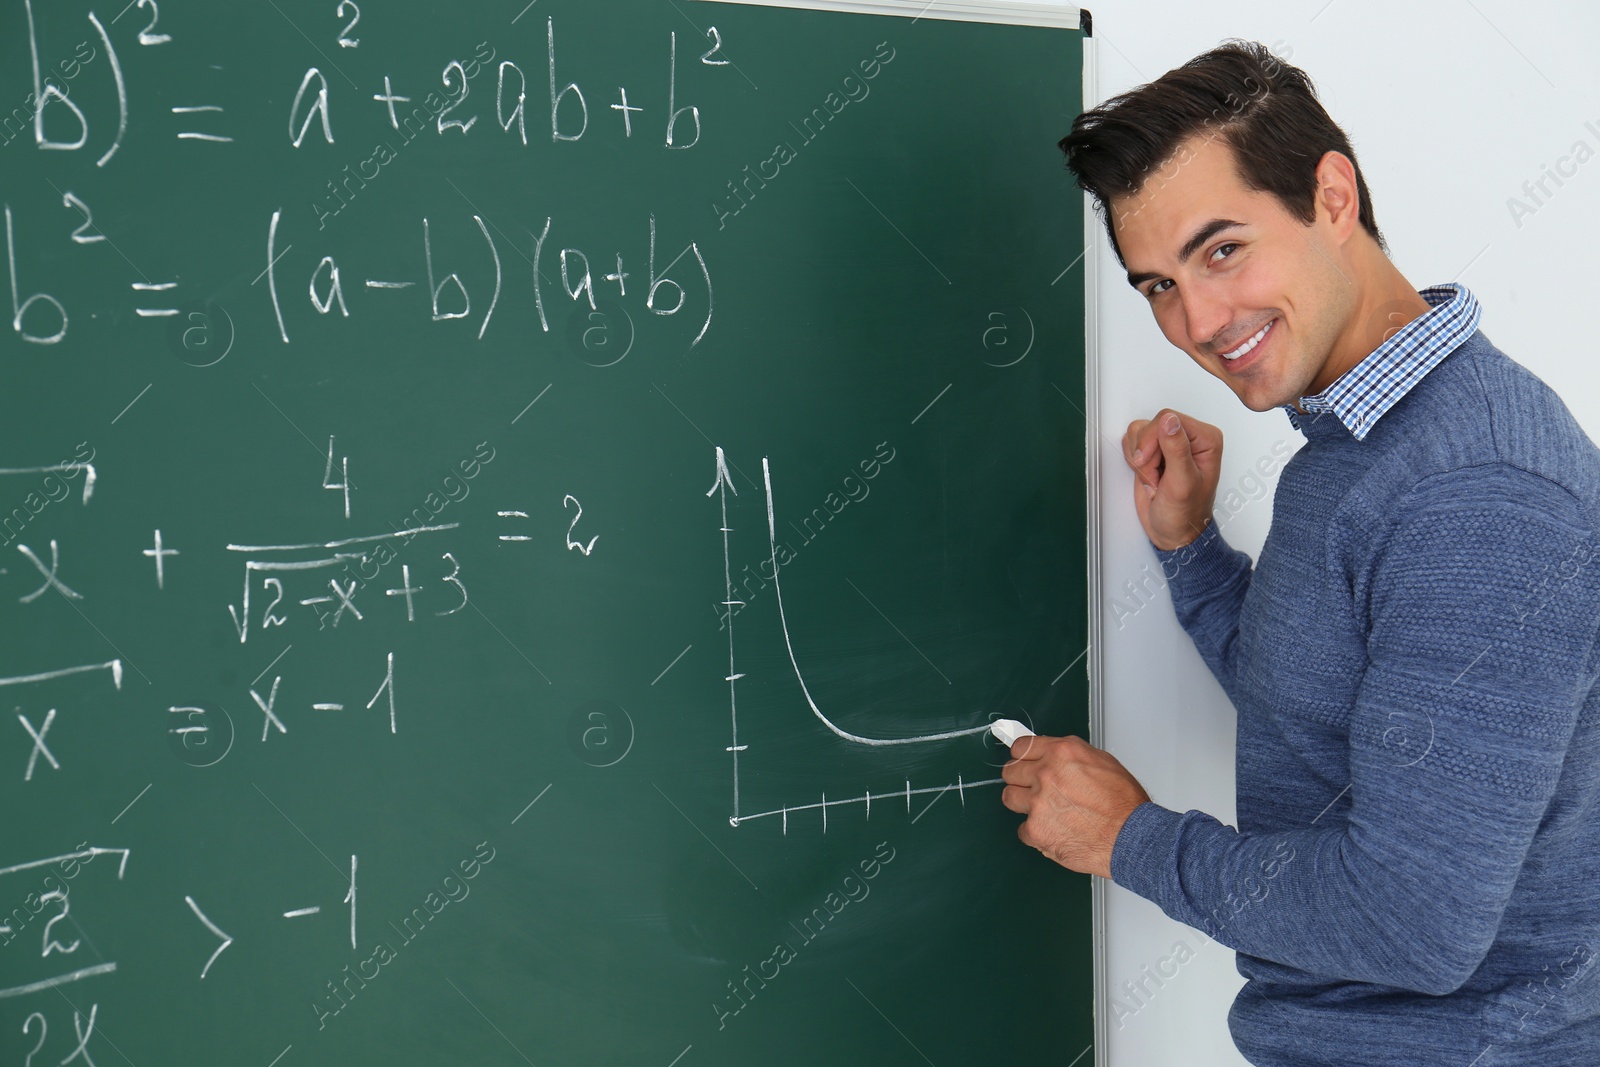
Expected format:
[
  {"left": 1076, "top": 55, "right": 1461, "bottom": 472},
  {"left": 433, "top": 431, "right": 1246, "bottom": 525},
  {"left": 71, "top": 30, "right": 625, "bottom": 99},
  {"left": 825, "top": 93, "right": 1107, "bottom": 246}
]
[{"left": 324, "top": 436, "right": 350, "bottom": 519}]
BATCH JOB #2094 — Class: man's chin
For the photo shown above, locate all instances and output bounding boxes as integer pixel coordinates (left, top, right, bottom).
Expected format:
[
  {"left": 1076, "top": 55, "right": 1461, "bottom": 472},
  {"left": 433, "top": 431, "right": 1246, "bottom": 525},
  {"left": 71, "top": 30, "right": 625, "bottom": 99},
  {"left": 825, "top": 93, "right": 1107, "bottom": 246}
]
[{"left": 1227, "top": 384, "right": 1288, "bottom": 413}]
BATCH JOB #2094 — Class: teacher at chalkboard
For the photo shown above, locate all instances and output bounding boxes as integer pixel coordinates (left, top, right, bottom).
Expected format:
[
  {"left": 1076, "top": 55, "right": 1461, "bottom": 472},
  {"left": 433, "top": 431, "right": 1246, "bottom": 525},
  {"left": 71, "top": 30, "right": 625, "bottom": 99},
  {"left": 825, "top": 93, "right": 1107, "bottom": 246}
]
[{"left": 1000, "top": 39, "right": 1600, "bottom": 1066}]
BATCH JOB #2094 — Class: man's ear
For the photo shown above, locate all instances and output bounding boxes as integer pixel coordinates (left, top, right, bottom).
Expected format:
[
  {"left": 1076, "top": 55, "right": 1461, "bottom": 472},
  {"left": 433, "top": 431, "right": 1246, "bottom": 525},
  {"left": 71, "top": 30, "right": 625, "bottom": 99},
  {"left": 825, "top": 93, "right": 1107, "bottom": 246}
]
[{"left": 1313, "top": 150, "right": 1362, "bottom": 244}]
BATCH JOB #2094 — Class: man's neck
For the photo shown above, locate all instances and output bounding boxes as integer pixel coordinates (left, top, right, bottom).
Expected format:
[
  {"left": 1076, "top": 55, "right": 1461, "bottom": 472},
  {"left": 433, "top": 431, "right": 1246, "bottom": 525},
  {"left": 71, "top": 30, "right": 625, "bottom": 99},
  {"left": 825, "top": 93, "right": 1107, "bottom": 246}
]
[{"left": 1301, "top": 262, "right": 1433, "bottom": 405}]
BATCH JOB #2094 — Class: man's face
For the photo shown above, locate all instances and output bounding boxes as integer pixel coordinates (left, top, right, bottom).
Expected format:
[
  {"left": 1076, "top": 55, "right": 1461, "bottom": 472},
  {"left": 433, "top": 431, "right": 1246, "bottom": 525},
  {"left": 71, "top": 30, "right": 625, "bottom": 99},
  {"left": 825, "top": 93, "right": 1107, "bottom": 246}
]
[{"left": 1113, "top": 132, "right": 1355, "bottom": 412}]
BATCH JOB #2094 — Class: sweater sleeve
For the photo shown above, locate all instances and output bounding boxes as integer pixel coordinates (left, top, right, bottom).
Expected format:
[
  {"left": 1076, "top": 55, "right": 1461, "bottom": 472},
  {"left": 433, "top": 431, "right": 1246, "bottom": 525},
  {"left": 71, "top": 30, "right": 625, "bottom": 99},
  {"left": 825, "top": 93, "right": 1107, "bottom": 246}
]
[
  {"left": 1112, "top": 464, "right": 1600, "bottom": 995},
  {"left": 1150, "top": 517, "right": 1254, "bottom": 703}
]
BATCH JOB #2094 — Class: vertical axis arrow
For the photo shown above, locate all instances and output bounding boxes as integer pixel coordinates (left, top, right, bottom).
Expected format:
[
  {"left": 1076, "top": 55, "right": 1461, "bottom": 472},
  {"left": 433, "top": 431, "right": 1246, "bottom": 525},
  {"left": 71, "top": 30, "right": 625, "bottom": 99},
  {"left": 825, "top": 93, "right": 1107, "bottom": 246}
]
[{"left": 706, "top": 447, "right": 745, "bottom": 825}]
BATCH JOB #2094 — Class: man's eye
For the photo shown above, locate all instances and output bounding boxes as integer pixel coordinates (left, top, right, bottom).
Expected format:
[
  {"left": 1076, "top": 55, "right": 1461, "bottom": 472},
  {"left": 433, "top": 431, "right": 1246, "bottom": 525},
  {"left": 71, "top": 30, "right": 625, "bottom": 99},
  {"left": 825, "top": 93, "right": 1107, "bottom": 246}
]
[
  {"left": 1210, "top": 242, "right": 1240, "bottom": 262},
  {"left": 1148, "top": 279, "right": 1172, "bottom": 296}
]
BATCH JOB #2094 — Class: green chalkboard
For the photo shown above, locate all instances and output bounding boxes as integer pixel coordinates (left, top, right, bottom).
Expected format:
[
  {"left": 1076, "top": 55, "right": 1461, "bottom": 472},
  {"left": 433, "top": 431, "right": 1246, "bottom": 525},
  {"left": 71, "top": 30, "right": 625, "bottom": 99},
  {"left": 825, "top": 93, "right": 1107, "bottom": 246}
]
[{"left": 0, "top": 0, "right": 1091, "bottom": 1062}]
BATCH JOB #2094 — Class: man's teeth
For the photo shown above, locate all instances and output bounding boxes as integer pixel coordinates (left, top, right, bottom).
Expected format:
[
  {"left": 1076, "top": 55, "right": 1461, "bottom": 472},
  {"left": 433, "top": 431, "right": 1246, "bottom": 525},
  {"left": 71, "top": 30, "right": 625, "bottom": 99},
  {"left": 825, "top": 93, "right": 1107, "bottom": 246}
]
[{"left": 1221, "top": 319, "right": 1272, "bottom": 360}]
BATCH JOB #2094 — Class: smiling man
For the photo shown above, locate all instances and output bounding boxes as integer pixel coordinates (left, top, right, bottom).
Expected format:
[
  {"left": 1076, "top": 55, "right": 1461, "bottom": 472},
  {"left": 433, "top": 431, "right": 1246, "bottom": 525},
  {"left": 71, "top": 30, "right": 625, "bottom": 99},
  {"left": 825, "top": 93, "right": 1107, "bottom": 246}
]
[{"left": 999, "top": 39, "right": 1600, "bottom": 1065}]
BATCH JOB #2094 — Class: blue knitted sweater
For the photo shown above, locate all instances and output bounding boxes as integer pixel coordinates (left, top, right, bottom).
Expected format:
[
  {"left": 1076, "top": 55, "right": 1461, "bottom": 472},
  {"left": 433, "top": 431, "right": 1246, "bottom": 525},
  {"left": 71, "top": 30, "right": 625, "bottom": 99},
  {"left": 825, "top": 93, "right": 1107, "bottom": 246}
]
[{"left": 1111, "top": 328, "right": 1600, "bottom": 1066}]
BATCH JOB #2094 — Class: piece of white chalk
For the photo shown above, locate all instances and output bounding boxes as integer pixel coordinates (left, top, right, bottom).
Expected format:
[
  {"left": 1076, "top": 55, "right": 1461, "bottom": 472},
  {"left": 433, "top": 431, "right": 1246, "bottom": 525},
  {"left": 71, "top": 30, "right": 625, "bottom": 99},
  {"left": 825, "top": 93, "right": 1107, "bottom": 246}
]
[{"left": 990, "top": 718, "right": 1036, "bottom": 747}]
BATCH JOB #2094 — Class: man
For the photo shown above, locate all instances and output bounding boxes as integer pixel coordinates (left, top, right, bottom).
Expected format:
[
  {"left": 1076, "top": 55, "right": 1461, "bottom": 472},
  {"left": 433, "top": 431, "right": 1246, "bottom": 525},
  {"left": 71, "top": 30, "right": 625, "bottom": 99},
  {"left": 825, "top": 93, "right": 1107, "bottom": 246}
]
[{"left": 999, "top": 39, "right": 1600, "bottom": 1065}]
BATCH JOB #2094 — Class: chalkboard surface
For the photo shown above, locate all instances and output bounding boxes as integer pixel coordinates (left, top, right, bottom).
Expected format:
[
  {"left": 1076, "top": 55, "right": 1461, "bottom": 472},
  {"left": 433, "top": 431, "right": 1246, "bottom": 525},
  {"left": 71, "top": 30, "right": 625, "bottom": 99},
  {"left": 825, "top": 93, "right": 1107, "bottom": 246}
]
[{"left": 0, "top": 0, "right": 1091, "bottom": 1062}]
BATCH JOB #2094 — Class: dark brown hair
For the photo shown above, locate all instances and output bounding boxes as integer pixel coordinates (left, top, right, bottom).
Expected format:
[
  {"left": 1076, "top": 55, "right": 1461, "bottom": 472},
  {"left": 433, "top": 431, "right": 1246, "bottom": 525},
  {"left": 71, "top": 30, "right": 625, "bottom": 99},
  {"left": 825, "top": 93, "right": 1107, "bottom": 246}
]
[{"left": 1059, "top": 39, "right": 1387, "bottom": 268}]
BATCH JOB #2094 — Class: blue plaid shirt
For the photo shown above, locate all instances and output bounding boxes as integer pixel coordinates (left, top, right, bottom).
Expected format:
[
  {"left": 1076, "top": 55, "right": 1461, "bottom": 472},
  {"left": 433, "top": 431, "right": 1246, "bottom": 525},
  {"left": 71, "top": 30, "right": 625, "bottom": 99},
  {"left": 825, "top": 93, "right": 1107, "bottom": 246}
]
[{"left": 1282, "top": 282, "right": 1483, "bottom": 439}]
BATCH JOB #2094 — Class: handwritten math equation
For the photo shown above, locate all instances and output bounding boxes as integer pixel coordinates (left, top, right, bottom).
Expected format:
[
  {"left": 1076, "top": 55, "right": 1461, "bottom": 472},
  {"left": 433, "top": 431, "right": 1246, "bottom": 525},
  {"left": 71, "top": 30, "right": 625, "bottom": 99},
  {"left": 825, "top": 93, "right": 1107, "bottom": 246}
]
[
  {"left": 6, "top": 2, "right": 729, "bottom": 353},
  {"left": 0, "top": 434, "right": 604, "bottom": 788}
]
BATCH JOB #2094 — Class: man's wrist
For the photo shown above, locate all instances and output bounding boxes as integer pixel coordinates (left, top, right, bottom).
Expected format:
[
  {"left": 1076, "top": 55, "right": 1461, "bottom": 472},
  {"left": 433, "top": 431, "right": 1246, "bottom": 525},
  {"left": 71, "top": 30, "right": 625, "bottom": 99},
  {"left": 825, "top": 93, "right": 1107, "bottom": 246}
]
[{"left": 1151, "top": 514, "right": 1213, "bottom": 552}]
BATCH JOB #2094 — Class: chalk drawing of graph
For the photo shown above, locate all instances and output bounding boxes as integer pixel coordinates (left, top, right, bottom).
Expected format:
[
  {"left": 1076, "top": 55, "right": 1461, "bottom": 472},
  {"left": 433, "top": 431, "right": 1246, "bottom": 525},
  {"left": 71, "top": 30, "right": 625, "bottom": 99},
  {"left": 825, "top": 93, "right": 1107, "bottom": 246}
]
[{"left": 708, "top": 447, "right": 1005, "bottom": 832}]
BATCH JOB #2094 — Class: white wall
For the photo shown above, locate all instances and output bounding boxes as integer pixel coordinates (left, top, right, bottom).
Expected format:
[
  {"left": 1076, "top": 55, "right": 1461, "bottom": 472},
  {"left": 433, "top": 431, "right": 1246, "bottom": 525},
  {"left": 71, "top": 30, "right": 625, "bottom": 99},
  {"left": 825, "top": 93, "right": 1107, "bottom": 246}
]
[{"left": 1045, "top": 2, "right": 1600, "bottom": 1064}]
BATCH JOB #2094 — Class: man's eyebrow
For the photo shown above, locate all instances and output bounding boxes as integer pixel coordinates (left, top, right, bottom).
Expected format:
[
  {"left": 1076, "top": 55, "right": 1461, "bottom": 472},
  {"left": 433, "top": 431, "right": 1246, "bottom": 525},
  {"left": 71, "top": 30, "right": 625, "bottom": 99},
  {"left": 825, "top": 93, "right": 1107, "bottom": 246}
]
[{"left": 1125, "top": 218, "right": 1247, "bottom": 289}]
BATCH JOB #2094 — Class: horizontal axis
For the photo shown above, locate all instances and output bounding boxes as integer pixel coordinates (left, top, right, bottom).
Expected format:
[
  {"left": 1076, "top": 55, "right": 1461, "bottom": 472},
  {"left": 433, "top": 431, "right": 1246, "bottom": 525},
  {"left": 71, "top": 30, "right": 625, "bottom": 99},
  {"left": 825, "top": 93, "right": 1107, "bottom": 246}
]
[{"left": 732, "top": 775, "right": 1003, "bottom": 830}]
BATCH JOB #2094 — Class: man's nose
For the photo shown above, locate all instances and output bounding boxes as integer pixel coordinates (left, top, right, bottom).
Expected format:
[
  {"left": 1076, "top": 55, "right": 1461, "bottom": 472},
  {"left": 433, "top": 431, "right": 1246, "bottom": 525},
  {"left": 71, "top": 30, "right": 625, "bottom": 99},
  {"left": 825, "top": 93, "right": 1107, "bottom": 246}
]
[{"left": 1181, "top": 286, "right": 1232, "bottom": 354}]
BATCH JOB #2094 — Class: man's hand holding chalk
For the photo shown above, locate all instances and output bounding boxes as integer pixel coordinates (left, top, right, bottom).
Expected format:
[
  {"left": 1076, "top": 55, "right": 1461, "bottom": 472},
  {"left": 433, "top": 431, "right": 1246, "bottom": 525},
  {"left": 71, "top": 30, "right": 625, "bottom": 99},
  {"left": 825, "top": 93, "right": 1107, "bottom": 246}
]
[
  {"left": 995, "top": 719, "right": 1153, "bottom": 880},
  {"left": 990, "top": 718, "right": 1034, "bottom": 746}
]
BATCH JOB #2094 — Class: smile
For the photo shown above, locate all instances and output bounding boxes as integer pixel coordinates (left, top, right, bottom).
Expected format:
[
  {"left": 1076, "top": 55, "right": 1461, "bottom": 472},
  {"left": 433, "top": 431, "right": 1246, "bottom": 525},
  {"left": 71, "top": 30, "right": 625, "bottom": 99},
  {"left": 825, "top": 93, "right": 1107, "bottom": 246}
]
[{"left": 1220, "top": 318, "right": 1274, "bottom": 361}]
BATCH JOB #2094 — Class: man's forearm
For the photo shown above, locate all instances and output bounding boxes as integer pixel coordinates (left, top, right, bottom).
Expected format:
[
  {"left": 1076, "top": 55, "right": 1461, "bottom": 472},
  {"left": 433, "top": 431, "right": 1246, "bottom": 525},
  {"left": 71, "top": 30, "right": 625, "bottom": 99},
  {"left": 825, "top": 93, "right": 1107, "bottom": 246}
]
[{"left": 1149, "top": 517, "right": 1252, "bottom": 701}]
